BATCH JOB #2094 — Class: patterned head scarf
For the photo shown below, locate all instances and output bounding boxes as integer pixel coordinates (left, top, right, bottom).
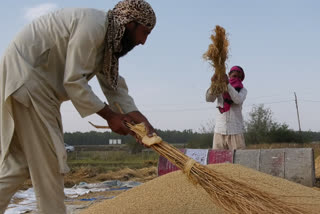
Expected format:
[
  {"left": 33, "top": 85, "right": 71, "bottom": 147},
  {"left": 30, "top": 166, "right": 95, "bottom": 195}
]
[{"left": 103, "top": 0, "right": 156, "bottom": 90}]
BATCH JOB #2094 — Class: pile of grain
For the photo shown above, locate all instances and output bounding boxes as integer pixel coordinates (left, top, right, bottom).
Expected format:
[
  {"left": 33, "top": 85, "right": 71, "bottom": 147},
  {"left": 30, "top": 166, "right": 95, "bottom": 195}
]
[{"left": 81, "top": 164, "right": 320, "bottom": 214}]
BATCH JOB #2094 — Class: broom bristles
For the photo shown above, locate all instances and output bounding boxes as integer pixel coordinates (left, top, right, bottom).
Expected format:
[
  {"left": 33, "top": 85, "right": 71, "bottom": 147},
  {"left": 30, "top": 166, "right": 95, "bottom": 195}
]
[{"left": 128, "top": 123, "right": 307, "bottom": 214}]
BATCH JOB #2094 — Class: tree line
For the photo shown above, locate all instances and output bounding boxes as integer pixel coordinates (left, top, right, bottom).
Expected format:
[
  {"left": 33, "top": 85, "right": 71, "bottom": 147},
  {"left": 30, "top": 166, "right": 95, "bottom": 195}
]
[
  {"left": 64, "top": 104, "right": 320, "bottom": 150},
  {"left": 64, "top": 129, "right": 199, "bottom": 146}
]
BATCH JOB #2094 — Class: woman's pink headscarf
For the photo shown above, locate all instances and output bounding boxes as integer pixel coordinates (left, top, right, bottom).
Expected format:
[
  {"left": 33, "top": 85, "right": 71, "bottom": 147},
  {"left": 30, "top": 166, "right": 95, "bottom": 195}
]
[{"left": 229, "top": 66, "right": 245, "bottom": 81}]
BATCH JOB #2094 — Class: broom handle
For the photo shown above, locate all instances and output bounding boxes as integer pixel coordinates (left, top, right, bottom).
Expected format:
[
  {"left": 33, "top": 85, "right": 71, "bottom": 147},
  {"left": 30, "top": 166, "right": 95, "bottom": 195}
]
[
  {"left": 114, "top": 102, "right": 124, "bottom": 114},
  {"left": 88, "top": 121, "right": 110, "bottom": 129}
]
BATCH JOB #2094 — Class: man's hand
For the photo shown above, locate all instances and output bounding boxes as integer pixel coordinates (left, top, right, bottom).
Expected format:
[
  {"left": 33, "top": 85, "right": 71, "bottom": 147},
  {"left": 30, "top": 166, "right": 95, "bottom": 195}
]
[
  {"left": 127, "top": 111, "right": 155, "bottom": 137},
  {"left": 106, "top": 112, "right": 136, "bottom": 135},
  {"left": 97, "top": 105, "right": 155, "bottom": 142},
  {"left": 126, "top": 111, "right": 155, "bottom": 147},
  {"left": 97, "top": 105, "right": 133, "bottom": 135}
]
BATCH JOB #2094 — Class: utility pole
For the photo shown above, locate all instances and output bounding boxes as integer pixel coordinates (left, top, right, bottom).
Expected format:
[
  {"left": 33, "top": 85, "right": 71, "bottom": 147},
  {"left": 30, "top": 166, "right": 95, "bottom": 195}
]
[{"left": 294, "top": 92, "right": 301, "bottom": 132}]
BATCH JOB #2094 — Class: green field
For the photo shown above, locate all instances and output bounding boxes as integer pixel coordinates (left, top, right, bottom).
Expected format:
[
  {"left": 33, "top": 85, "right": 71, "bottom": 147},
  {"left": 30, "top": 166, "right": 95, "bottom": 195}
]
[
  {"left": 67, "top": 150, "right": 159, "bottom": 171},
  {"left": 67, "top": 142, "right": 320, "bottom": 172}
]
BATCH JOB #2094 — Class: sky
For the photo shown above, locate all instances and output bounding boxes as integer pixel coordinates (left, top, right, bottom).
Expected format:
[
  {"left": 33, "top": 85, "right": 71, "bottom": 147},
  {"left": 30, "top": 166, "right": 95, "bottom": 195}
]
[{"left": 1, "top": 0, "right": 320, "bottom": 133}]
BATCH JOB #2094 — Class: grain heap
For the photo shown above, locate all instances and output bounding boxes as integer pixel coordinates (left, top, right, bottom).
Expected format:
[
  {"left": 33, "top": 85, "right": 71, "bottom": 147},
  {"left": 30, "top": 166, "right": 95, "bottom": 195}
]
[{"left": 81, "top": 163, "right": 320, "bottom": 214}]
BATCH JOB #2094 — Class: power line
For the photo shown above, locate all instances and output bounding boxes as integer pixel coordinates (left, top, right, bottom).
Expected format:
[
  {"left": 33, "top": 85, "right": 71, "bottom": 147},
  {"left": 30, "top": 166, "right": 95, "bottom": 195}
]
[
  {"left": 300, "top": 99, "right": 320, "bottom": 103},
  {"left": 246, "top": 100, "right": 294, "bottom": 106},
  {"left": 142, "top": 100, "right": 296, "bottom": 113},
  {"left": 142, "top": 107, "right": 213, "bottom": 113},
  {"left": 60, "top": 97, "right": 318, "bottom": 114}
]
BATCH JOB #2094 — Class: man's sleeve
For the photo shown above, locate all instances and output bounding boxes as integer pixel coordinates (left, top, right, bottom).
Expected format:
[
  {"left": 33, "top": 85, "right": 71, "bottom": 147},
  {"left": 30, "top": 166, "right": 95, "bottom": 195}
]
[
  {"left": 63, "top": 14, "right": 106, "bottom": 118},
  {"left": 228, "top": 85, "right": 247, "bottom": 104},
  {"left": 96, "top": 73, "right": 138, "bottom": 114}
]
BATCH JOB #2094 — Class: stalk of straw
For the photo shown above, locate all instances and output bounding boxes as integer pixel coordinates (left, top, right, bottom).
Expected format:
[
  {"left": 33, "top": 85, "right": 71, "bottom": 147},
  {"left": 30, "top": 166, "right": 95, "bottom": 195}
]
[
  {"left": 203, "top": 25, "right": 229, "bottom": 96},
  {"left": 88, "top": 102, "right": 123, "bottom": 129},
  {"left": 88, "top": 121, "right": 110, "bottom": 129},
  {"left": 127, "top": 122, "right": 306, "bottom": 214}
]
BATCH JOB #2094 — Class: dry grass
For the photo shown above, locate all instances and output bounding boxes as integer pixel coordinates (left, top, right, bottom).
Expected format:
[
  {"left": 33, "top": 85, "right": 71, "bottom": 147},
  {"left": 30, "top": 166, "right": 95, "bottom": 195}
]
[
  {"left": 63, "top": 167, "right": 157, "bottom": 188},
  {"left": 203, "top": 25, "right": 229, "bottom": 95}
]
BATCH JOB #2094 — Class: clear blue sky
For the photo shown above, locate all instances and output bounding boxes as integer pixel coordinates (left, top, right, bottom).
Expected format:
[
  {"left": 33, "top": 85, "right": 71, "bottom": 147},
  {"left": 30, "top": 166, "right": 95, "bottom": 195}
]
[{"left": 1, "top": 0, "right": 320, "bottom": 133}]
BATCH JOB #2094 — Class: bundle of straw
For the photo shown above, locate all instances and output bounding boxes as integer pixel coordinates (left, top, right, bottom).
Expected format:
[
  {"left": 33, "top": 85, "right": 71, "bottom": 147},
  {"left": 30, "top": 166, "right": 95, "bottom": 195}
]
[
  {"left": 127, "top": 122, "right": 306, "bottom": 214},
  {"left": 203, "top": 25, "right": 229, "bottom": 96}
]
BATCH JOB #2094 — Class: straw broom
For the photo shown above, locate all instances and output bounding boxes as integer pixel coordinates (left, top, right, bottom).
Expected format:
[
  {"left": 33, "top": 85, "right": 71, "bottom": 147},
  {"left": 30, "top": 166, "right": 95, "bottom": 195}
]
[
  {"left": 127, "top": 123, "right": 306, "bottom": 214},
  {"left": 89, "top": 103, "right": 306, "bottom": 213},
  {"left": 203, "top": 25, "right": 229, "bottom": 96}
]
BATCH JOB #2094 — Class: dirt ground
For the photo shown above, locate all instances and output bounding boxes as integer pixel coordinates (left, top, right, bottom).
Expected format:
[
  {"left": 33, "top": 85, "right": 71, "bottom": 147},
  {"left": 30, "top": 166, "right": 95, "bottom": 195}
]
[
  {"left": 19, "top": 167, "right": 158, "bottom": 213},
  {"left": 64, "top": 166, "right": 158, "bottom": 187},
  {"left": 21, "top": 166, "right": 158, "bottom": 189}
]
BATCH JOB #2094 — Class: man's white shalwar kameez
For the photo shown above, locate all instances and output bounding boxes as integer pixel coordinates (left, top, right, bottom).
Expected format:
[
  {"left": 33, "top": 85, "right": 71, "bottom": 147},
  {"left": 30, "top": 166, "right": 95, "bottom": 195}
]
[{"left": 0, "top": 8, "right": 137, "bottom": 213}]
